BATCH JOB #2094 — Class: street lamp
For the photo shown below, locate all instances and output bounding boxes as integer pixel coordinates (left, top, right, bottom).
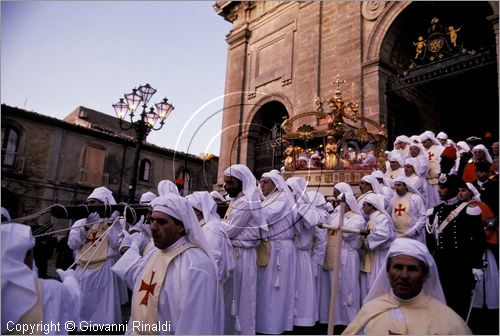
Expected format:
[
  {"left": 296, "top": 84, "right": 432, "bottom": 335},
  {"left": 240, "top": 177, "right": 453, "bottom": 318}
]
[{"left": 113, "top": 83, "right": 174, "bottom": 203}]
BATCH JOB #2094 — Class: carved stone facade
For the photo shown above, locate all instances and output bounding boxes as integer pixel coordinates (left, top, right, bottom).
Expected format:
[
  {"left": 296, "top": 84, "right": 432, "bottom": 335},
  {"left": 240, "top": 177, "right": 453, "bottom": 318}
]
[{"left": 214, "top": 1, "right": 499, "bottom": 183}]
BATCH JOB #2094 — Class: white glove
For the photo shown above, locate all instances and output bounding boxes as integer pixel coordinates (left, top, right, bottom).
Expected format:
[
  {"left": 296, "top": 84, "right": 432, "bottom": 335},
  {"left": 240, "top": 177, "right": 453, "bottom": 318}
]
[
  {"left": 56, "top": 268, "right": 77, "bottom": 282},
  {"left": 109, "top": 210, "right": 121, "bottom": 222},
  {"left": 472, "top": 268, "right": 484, "bottom": 282},
  {"left": 86, "top": 212, "right": 101, "bottom": 230},
  {"left": 139, "top": 221, "right": 152, "bottom": 240}
]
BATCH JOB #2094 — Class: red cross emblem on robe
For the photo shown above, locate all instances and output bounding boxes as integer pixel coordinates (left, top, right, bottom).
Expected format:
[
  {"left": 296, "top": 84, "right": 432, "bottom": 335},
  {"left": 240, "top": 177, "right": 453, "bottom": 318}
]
[
  {"left": 85, "top": 231, "right": 101, "bottom": 244},
  {"left": 395, "top": 204, "right": 406, "bottom": 216},
  {"left": 139, "top": 271, "right": 157, "bottom": 306},
  {"left": 428, "top": 152, "right": 434, "bottom": 161}
]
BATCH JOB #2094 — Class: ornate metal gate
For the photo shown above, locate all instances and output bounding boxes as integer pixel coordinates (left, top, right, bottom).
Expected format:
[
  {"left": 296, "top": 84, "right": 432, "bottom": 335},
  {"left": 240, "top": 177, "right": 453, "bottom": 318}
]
[{"left": 254, "top": 124, "right": 283, "bottom": 178}]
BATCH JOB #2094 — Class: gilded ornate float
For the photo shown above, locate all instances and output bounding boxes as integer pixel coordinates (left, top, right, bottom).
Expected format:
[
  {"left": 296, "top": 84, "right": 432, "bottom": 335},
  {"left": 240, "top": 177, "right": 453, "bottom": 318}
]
[{"left": 280, "top": 75, "right": 388, "bottom": 195}]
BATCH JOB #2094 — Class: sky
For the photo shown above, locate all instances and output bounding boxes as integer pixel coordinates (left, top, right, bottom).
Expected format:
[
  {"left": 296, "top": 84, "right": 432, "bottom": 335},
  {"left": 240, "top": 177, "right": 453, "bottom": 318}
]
[{"left": 1, "top": 1, "right": 232, "bottom": 156}]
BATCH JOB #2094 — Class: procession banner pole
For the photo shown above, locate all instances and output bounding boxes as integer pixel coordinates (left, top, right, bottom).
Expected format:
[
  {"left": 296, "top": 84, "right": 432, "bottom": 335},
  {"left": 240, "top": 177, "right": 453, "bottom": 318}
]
[{"left": 327, "top": 196, "right": 345, "bottom": 335}]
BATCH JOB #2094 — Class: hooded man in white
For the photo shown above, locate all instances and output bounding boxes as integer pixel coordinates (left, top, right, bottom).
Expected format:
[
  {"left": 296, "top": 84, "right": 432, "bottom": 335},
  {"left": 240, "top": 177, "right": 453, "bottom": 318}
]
[
  {"left": 287, "top": 176, "right": 325, "bottom": 327},
  {"left": 2, "top": 223, "right": 81, "bottom": 335},
  {"left": 359, "top": 193, "right": 395, "bottom": 302},
  {"left": 357, "top": 175, "right": 383, "bottom": 220},
  {"left": 186, "top": 191, "right": 234, "bottom": 284},
  {"left": 343, "top": 238, "right": 470, "bottom": 335},
  {"left": 67, "top": 186, "right": 126, "bottom": 326},
  {"left": 408, "top": 142, "right": 430, "bottom": 178},
  {"left": 371, "top": 170, "right": 394, "bottom": 208},
  {"left": 393, "top": 135, "right": 412, "bottom": 159},
  {"left": 387, "top": 176, "right": 427, "bottom": 243},
  {"left": 255, "top": 170, "right": 298, "bottom": 334},
  {"left": 319, "top": 193, "right": 366, "bottom": 328},
  {"left": 420, "top": 131, "right": 443, "bottom": 208},
  {"left": 307, "top": 190, "right": 329, "bottom": 317},
  {"left": 112, "top": 193, "right": 221, "bottom": 334},
  {"left": 186, "top": 191, "right": 234, "bottom": 334},
  {"left": 385, "top": 152, "right": 405, "bottom": 181},
  {"left": 222, "top": 164, "right": 267, "bottom": 334},
  {"left": 402, "top": 157, "right": 428, "bottom": 206},
  {"left": 157, "top": 179, "right": 180, "bottom": 196}
]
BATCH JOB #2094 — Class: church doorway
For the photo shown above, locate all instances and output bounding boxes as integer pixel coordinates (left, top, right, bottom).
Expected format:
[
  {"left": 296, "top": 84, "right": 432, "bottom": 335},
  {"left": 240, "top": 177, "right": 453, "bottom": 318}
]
[
  {"left": 383, "top": 2, "right": 498, "bottom": 144},
  {"left": 247, "top": 101, "right": 289, "bottom": 178}
]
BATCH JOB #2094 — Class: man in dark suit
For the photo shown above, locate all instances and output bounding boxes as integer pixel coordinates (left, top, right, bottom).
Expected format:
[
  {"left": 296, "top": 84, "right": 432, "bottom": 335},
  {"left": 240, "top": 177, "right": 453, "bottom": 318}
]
[{"left": 426, "top": 174, "right": 485, "bottom": 319}]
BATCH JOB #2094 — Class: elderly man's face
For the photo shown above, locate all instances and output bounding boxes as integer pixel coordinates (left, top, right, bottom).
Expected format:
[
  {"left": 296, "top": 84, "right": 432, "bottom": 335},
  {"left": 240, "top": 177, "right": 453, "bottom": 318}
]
[
  {"left": 223, "top": 175, "right": 242, "bottom": 198},
  {"left": 388, "top": 255, "right": 427, "bottom": 300},
  {"left": 150, "top": 211, "right": 185, "bottom": 250}
]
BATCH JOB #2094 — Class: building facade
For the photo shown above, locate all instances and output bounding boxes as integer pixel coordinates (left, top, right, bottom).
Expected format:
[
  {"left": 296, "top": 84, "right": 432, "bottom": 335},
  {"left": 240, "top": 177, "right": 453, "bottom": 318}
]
[
  {"left": 214, "top": 1, "right": 499, "bottom": 181},
  {"left": 1, "top": 104, "right": 219, "bottom": 222}
]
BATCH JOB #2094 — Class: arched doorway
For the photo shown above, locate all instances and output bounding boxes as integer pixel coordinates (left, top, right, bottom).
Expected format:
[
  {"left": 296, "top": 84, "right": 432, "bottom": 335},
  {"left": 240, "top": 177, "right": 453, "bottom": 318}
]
[
  {"left": 382, "top": 2, "right": 498, "bottom": 144},
  {"left": 247, "top": 101, "right": 289, "bottom": 178}
]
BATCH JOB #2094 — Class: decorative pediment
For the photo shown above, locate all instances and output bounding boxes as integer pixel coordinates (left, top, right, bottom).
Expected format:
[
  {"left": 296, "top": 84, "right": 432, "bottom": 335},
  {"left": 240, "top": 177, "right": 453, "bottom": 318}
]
[{"left": 407, "top": 16, "right": 471, "bottom": 71}]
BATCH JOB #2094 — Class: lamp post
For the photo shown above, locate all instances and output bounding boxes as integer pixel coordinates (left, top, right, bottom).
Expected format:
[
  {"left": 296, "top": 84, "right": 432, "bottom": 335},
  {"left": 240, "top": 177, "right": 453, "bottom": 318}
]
[{"left": 113, "top": 83, "right": 174, "bottom": 203}]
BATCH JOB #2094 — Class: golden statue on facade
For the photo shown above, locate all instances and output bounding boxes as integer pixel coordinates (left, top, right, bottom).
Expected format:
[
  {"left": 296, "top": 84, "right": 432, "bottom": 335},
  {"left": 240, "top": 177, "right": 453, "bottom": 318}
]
[
  {"left": 413, "top": 36, "right": 426, "bottom": 59},
  {"left": 324, "top": 136, "right": 339, "bottom": 170}
]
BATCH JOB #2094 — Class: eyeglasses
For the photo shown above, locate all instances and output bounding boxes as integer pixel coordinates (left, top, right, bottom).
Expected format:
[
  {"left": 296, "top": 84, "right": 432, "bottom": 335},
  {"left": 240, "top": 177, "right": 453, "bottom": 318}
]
[{"left": 259, "top": 179, "right": 272, "bottom": 184}]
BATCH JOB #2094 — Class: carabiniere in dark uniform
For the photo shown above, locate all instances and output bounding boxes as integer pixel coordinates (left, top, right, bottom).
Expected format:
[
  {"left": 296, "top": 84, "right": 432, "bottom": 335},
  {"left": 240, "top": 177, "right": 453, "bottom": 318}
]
[{"left": 426, "top": 174, "right": 485, "bottom": 320}]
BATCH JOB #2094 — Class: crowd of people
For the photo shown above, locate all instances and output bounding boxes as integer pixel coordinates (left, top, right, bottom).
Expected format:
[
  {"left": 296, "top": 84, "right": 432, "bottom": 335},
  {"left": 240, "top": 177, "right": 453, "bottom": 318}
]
[{"left": 1, "top": 130, "right": 498, "bottom": 335}]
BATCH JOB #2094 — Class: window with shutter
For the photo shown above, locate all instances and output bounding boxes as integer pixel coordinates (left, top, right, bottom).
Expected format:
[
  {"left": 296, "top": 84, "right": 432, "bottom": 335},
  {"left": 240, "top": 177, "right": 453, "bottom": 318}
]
[{"left": 80, "top": 144, "right": 106, "bottom": 185}]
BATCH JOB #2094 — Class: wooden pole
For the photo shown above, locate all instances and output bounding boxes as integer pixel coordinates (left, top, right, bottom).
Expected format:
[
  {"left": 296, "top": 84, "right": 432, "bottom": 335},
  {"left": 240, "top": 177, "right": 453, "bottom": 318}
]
[{"left": 327, "top": 199, "right": 346, "bottom": 335}]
